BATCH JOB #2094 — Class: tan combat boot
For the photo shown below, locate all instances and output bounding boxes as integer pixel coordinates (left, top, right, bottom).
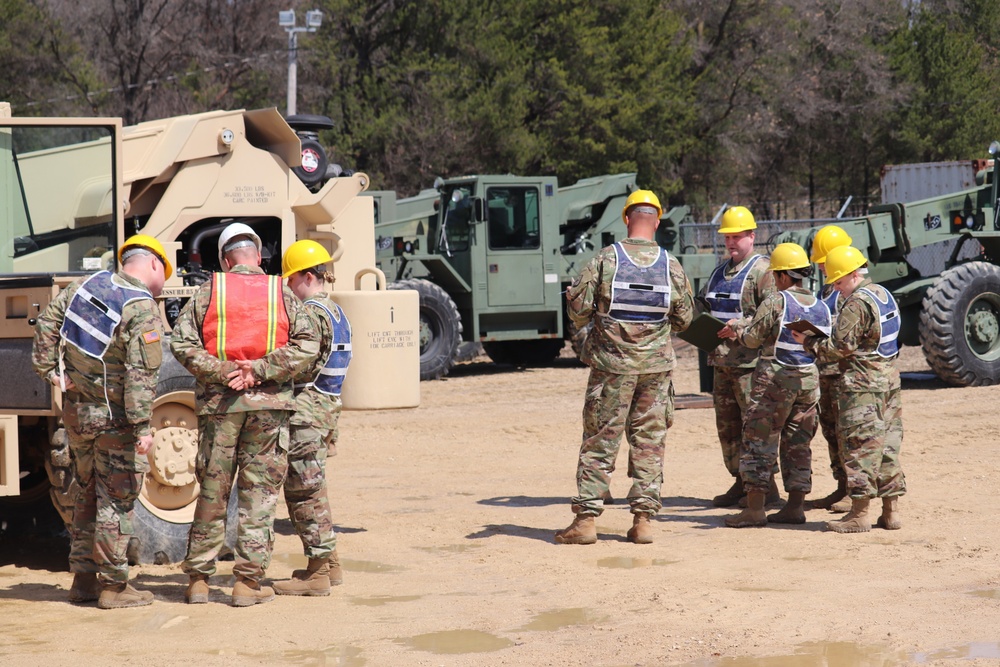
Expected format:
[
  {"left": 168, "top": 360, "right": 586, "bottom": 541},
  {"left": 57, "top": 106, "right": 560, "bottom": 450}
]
[
  {"left": 626, "top": 513, "right": 654, "bottom": 544},
  {"left": 768, "top": 491, "right": 806, "bottom": 524},
  {"left": 736, "top": 474, "right": 783, "bottom": 508},
  {"left": 554, "top": 515, "right": 597, "bottom": 545},
  {"left": 807, "top": 478, "right": 847, "bottom": 510},
  {"left": 274, "top": 558, "right": 332, "bottom": 597},
  {"left": 185, "top": 575, "right": 210, "bottom": 604},
  {"left": 97, "top": 582, "right": 154, "bottom": 609},
  {"left": 829, "top": 496, "right": 853, "bottom": 513},
  {"left": 68, "top": 572, "right": 100, "bottom": 603},
  {"left": 712, "top": 477, "right": 744, "bottom": 508},
  {"left": 725, "top": 490, "right": 767, "bottom": 528},
  {"left": 231, "top": 576, "right": 275, "bottom": 607},
  {"left": 876, "top": 497, "right": 902, "bottom": 530},
  {"left": 826, "top": 497, "right": 871, "bottom": 533},
  {"left": 327, "top": 549, "right": 344, "bottom": 586}
]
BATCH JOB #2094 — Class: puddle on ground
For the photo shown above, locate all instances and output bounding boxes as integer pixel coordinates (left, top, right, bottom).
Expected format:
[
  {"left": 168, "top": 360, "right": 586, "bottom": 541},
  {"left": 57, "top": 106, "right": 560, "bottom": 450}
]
[
  {"left": 281, "top": 645, "right": 365, "bottom": 666},
  {"left": 397, "top": 630, "right": 514, "bottom": 654},
  {"left": 348, "top": 595, "right": 422, "bottom": 607},
  {"left": 913, "top": 642, "right": 1000, "bottom": 661},
  {"left": 969, "top": 589, "right": 1000, "bottom": 599},
  {"left": 517, "top": 607, "right": 606, "bottom": 631},
  {"left": 202, "top": 645, "right": 365, "bottom": 666},
  {"left": 682, "top": 641, "right": 1000, "bottom": 666},
  {"left": 341, "top": 559, "right": 404, "bottom": 574},
  {"left": 414, "top": 544, "right": 481, "bottom": 554},
  {"left": 597, "top": 556, "right": 678, "bottom": 569}
]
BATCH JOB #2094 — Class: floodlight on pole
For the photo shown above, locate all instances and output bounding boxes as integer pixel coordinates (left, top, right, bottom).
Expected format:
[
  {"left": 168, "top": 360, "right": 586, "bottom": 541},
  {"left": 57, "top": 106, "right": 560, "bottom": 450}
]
[{"left": 279, "top": 9, "right": 323, "bottom": 116}]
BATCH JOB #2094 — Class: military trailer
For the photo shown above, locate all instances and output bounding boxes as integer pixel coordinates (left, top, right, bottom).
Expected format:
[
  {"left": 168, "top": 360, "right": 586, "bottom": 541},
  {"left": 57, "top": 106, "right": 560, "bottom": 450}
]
[{"left": 0, "top": 105, "right": 418, "bottom": 562}]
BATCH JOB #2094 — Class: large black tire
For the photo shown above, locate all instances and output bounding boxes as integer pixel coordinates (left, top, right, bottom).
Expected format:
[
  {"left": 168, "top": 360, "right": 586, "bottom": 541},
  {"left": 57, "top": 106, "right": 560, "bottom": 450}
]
[
  {"left": 483, "top": 339, "right": 565, "bottom": 367},
  {"left": 390, "top": 279, "right": 462, "bottom": 380},
  {"left": 919, "top": 261, "right": 1000, "bottom": 386},
  {"left": 131, "top": 488, "right": 237, "bottom": 565}
]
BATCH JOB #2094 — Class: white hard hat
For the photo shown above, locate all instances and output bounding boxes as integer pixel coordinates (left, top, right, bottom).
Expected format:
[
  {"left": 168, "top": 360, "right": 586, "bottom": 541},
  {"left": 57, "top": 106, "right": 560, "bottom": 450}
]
[{"left": 217, "top": 222, "right": 262, "bottom": 267}]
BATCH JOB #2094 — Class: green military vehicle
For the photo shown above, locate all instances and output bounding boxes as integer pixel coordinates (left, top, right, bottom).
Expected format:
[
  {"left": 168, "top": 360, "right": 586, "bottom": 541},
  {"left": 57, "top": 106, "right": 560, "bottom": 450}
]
[
  {"left": 373, "top": 173, "right": 711, "bottom": 380},
  {"left": 766, "top": 152, "right": 1000, "bottom": 386}
]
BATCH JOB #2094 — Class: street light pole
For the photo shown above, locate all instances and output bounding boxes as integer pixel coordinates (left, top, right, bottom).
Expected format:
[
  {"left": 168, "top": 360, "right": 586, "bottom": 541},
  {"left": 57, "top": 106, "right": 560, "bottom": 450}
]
[
  {"left": 278, "top": 9, "right": 323, "bottom": 117},
  {"left": 287, "top": 29, "right": 298, "bottom": 116}
]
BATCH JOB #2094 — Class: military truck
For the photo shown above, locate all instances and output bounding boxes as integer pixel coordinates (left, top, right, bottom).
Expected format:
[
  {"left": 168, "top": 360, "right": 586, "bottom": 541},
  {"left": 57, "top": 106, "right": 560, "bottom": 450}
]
[
  {"left": 768, "top": 152, "right": 1000, "bottom": 386},
  {"left": 0, "top": 105, "right": 418, "bottom": 562},
  {"left": 374, "top": 173, "right": 710, "bottom": 380}
]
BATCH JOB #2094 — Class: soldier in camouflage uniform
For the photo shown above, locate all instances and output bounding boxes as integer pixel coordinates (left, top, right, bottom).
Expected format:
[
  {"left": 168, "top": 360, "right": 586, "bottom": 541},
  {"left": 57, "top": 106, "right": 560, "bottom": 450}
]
[
  {"left": 272, "top": 240, "right": 351, "bottom": 597},
  {"left": 555, "top": 190, "right": 694, "bottom": 545},
  {"left": 719, "top": 244, "right": 830, "bottom": 527},
  {"left": 797, "top": 245, "right": 906, "bottom": 533},
  {"left": 171, "top": 223, "right": 318, "bottom": 606},
  {"left": 807, "top": 226, "right": 853, "bottom": 511},
  {"left": 698, "top": 206, "right": 777, "bottom": 508},
  {"left": 32, "top": 235, "right": 170, "bottom": 609}
]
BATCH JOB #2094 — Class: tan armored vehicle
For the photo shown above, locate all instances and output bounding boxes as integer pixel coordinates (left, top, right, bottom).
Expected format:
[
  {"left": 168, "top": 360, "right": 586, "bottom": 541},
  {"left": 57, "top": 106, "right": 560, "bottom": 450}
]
[{"left": 0, "top": 105, "right": 419, "bottom": 562}]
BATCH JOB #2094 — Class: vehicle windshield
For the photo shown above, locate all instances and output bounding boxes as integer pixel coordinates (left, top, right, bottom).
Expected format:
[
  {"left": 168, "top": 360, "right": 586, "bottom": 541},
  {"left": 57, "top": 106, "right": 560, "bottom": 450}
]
[
  {"left": 0, "top": 124, "right": 117, "bottom": 274},
  {"left": 438, "top": 183, "right": 474, "bottom": 253}
]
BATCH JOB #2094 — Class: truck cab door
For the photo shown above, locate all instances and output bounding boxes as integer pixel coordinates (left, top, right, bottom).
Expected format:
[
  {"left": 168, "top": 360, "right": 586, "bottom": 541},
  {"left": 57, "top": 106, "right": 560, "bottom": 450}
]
[{"left": 483, "top": 185, "right": 546, "bottom": 306}]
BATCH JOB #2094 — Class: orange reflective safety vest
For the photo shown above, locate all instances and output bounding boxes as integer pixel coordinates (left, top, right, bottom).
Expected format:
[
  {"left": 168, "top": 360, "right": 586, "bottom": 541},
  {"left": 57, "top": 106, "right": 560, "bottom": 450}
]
[{"left": 202, "top": 272, "right": 290, "bottom": 360}]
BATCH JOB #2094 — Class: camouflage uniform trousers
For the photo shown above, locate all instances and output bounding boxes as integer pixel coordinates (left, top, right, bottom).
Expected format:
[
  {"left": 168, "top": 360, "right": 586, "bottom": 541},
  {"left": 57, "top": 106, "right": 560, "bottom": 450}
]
[
  {"left": 571, "top": 368, "right": 674, "bottom": 517},
  {"left": 739, "top": 363, "right": 818, "bottom": 493},
  {"left": 183, "top": 409, "right": 289, "bottom": 582},
  {"left": 63, "top": 399, "right": 142, "bottom": 586},
  {"left": 712, "top": 365, "right": 755, "bottom": 477},
  {"left": 837, "top": 386, "right": 906, "bottom": 499},
  {"left": 285, "top": 423, "right": 337, "bottom": 559},
  {"left": 818, "top": 374, "right": 845, "bottom": 481}
]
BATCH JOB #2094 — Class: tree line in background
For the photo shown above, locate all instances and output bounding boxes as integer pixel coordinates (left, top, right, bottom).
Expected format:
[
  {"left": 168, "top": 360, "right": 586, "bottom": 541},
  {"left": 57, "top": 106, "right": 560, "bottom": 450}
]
[{"left": 3, "top": 0, "right": 999, "bottom": 221}]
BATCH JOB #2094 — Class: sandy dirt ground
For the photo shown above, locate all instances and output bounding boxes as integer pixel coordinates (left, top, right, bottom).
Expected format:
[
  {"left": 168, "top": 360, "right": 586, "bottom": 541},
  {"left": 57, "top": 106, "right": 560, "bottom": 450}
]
[{"left": 2, "top": 343, "right": 1000, "bottom": 667}]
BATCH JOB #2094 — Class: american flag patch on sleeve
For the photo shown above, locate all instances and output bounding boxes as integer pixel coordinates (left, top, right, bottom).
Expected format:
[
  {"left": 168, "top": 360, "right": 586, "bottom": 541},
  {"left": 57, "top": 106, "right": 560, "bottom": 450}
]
[{"left": 143, "top": 330, "right": 161, "bottom": 344}]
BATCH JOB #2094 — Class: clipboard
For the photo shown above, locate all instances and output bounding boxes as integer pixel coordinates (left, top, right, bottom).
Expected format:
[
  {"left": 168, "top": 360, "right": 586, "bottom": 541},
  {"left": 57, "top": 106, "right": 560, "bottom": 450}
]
[
  {"left": 784, "top": 319, "right": 829, "bottom": 338},
  {"left": 676, "top": 313, "right": 728, "bottom": 352}
]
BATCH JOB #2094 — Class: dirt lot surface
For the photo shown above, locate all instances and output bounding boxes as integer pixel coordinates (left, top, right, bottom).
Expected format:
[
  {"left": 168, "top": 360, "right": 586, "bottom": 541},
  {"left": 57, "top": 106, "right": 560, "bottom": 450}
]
[{"left": 2, "top": 344, "right": 1000, "bottom": 666}]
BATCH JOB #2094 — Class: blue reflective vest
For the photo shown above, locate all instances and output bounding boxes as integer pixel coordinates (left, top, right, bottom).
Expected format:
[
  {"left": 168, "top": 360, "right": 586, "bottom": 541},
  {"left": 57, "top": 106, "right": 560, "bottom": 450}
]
[
  {"left": 821, "top": 287, "right": 840, "bottom": 315},
  {"left": 60, "top": 271, "right": 152, "bottom": 359},
  {"left": 607, "top": 243, "right": 672, "bottom": 323},
  {"left": 705, "top": 255, "right": 765, "bottom": 320},
  {"left": 857, "top": 287, "right": 900, "bottom": 358},
  {"left": 775, "top": 291, "right": 832, "bottom": 367},
  {"left": 306, "top": 300, "right": 352, "bottom": 396}
]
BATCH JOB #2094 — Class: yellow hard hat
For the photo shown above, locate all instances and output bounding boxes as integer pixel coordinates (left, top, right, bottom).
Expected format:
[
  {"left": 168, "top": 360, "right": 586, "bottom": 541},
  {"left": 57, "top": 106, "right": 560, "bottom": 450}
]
[
  {"left": 823, "top": 245, "right": 867, "bottom": 284},
  {"left": 718, "top": 206, "right": 756, "bottom": 234},
  {"left": 282, "top": 239, "right": 333, "bottom": 278},
  {"left": 769, "top": 243, "right": 810, "bottom": 271},
  {"left": 621, "top": 190, "right": 662, "bottom": 224},
  {"left": 119, "top": 234, "right": 173, "bottom": 280},
  {"left": 810, "top": 225, "right": 853, "bottom": 263}
]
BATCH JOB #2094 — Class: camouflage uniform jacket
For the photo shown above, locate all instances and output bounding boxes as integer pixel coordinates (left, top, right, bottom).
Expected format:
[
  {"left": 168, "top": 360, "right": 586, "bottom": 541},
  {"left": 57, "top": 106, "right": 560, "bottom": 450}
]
[
  {"left": 290, "top": 291, "right": 342, "bottom": 430},
  {"left": 731, "top": 285, "right": 819, "bottom": 385},
  {"left": 698, "top": 253, "right": 775, "bottom": 368},
  {"left": 805, "top": 279, "right": 900, "bottom": 393},
  {"left": 566, "top": 238, "right": 694, "bottom": 374},
  {"left": 816, "top": 284, "right": 843, "bottom": 377},
  {"left": 31, "top": 271, "right": 163, "bottom": 437},
  {"left": 170, "top": 265, "right": 320, "bottom": 414}
]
